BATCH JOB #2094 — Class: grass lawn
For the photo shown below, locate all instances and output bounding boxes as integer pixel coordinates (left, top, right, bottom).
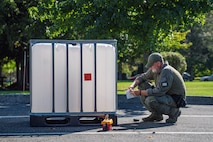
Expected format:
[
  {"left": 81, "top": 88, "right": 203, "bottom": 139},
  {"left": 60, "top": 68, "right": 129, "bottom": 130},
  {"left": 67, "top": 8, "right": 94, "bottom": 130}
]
[
  {"left": 0, "top": 81, "right": 213, "bottom": 97},
  {"left": 117, "top": 80, "right": 213, "bottom": 97},
  {"left": 0, "top": 90, "right": 30, "bottom": 95},
  {"left": 184, "top": 81, "right": 213, "bottom": 96}
]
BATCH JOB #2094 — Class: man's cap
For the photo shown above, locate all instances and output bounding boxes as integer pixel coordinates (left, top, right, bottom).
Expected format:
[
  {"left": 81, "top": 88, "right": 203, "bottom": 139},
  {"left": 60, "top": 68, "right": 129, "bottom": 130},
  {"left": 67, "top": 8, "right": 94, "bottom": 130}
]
[{"left": 145, "top": 53, "right": 163, "bottom": 68}]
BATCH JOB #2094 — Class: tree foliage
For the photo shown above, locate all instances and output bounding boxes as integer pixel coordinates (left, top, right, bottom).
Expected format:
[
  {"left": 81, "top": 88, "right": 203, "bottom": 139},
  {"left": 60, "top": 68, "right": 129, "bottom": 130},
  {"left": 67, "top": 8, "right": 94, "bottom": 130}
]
[
  {"left": 161, "top": 51, "right": 187, "bottom": 74},
  {"left": 182, "top": 10, "right": 213, "bottom": 76},
  {"left": 0, "top": 0, "right": 47, "bottom": 88},
  {"left": 27, "top": 0, "right": 213, "bottom": 79},
  {"left": 29, "top": 0, "right": 213, "bottom": 60},
  {"left": 0, "top": 0, "right": 212, "bottom": 86}
]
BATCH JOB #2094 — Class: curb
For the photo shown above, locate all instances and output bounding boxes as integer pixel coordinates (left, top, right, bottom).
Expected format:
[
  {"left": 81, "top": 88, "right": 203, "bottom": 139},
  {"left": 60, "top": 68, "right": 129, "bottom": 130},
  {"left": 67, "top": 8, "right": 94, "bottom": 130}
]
[
  {"left": 0, "top": 94, "right": 213, "bottom": 105},
  {"left": 0, "top": 95, "right": 30, "bottom": 104},
  {"left": 118, "top": 95, "right": 213, "bottom": 106}
]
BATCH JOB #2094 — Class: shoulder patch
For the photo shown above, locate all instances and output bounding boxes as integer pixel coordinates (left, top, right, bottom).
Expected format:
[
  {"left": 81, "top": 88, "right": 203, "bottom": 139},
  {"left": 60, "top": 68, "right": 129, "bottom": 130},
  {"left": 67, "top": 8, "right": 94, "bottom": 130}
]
[{"left": 161, "top": 82, "right": 168, "bottom": 87}]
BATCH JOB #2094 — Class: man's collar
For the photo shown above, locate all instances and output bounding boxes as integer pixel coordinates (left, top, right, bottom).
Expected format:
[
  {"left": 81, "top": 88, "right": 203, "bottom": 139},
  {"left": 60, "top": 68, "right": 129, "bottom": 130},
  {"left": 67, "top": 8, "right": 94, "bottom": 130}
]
[{"left": 158, "top": 63, "right": 168, "bottom": 74}]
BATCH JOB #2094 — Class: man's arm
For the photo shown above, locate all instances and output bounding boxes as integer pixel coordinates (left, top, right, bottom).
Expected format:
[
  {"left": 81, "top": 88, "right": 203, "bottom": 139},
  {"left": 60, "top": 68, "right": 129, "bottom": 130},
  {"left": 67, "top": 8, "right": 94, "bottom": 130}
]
[
  {"left": 128, "top": 79, "right": 140, "bottom": 89},
  {"left": 128, "top": 79, "right": 148, "bottom": 96},
  {"left": 128, "top": 69, "right": 152, "bottom": 89},
  {"left": 129, "top": 89, "right": 148, "bottom": 96},
  {"left": 128, "top": 69, "right": 153, "bottom": 96}
]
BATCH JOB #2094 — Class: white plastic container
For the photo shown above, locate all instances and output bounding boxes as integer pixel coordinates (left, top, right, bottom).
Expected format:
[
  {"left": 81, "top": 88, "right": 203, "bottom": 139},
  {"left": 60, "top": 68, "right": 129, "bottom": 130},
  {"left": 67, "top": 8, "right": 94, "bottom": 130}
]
[{"left": 30, "top": 40, "right": 117, "bottom": 126}]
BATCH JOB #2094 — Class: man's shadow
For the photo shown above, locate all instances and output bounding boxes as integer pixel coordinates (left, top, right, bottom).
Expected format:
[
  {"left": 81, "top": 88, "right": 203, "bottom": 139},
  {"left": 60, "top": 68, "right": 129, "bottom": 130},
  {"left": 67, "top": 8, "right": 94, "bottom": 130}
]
[
  {"left": 116, "top": 121, "right": 174, "bottom": 131},
  {"left": 97, "top": 121, "right": 174, "bottom": 132}
]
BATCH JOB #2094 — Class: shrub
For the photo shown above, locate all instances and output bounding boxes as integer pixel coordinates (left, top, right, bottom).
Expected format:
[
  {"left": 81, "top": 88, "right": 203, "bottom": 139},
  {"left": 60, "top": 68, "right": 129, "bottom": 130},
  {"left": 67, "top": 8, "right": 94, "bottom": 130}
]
[{"left": 161, "top": 52, "right": 187, "bottom": 74}]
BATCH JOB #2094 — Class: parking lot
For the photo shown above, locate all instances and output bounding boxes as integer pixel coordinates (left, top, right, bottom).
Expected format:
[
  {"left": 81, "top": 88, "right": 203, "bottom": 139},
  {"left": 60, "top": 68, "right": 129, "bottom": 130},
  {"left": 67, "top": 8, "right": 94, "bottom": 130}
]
[{"left": 0, "top": 95, "right": 213, "bottom": 142}]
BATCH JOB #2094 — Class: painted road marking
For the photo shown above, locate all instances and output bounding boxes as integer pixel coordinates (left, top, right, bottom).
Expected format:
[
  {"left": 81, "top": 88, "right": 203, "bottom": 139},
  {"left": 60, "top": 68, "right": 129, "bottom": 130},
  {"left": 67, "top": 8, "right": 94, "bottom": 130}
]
[
  {"left": 1, "top": 115, "right": 213, "bottom": 119},
  {"left": 73, "top": 131, "right": 213, "bottom": 135},
  {"left": 0, "top": 131, "right": 213, "bottom": 136},
  {"left": 0, "top": 115, "right": 29, "bottom": 119},
  {"left": 181, "top": 115, "right": 213, "bottom": 118}
]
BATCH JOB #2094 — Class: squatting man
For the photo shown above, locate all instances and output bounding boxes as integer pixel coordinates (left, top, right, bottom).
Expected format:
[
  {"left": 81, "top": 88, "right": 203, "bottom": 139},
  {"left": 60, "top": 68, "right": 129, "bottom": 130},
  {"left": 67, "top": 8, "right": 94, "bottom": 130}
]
[{"left": 128, "top": 52, "right": 186, "bottom": 123}]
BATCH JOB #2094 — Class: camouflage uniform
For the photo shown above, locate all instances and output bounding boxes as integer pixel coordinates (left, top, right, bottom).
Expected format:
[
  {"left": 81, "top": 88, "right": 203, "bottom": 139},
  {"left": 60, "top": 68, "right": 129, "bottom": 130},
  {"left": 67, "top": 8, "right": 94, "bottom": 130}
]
[{"left": 136, "top": 63, "right": 186, "bottom": 123}]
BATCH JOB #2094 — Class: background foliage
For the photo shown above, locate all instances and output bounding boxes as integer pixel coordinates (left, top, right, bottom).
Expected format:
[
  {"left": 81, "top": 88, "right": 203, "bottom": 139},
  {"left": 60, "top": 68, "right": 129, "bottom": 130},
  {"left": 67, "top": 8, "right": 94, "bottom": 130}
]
[
  {"left": 161, "top": 52, "right": 187, "bottom": 74},
  {"left": 0, "top": 0, "right": 213, "bottom": 89}
]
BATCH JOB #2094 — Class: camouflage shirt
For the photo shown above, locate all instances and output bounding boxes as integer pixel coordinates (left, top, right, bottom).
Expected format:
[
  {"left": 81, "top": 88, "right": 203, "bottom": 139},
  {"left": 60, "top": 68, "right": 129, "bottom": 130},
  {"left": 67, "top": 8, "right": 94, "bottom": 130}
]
[{"left": 136, "top": 64, "right": 186, "bottom": 98}]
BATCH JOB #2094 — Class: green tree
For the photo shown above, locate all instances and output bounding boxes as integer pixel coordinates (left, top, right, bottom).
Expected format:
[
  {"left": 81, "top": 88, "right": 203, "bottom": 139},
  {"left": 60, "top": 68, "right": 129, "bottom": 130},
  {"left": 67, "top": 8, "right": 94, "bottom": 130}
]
[
  {"left": 201, "top": 11, "right": 213, "bottom": 73},
  {"left": 29, "top": 0, "right": 212, "bottom": 76},
  {"left": 0, "top": 0, "right": 47, "bottom": 89},
  {"left": 182, "top": 11, "right": 213, "bottom": 77}
]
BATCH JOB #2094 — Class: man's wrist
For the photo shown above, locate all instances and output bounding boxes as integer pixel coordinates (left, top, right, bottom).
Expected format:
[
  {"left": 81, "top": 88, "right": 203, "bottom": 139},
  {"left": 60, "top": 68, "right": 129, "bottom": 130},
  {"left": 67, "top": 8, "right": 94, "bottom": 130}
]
[{"left": 141, "top": 90, "right": 148, "bottom": 96}]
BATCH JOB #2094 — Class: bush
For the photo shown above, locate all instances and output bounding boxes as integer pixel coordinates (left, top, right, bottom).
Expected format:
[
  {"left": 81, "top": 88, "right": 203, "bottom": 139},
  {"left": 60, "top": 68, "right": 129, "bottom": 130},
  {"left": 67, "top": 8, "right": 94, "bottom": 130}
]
[{"left": 161, "top": 52, "right": 187, "bottom": 74}]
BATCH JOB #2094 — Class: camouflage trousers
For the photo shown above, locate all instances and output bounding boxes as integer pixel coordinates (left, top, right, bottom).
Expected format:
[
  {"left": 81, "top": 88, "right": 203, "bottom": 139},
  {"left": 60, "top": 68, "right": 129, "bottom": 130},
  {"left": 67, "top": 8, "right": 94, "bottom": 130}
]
[{"left": 138, "top": 81, "right": 177, "bottom": 115}]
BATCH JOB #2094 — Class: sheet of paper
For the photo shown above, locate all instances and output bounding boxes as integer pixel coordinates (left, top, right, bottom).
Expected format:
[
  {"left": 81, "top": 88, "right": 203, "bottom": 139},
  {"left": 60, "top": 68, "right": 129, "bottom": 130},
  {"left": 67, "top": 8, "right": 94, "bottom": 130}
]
[{"left": 125, "top": 89, "right": 137, "bottom": 99}]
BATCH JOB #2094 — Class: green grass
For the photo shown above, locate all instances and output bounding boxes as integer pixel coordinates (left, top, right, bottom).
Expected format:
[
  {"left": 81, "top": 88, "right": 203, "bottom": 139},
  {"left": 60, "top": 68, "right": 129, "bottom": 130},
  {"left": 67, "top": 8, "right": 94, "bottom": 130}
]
[
  {"left": 117, "top": 80, "right": 133, "bottom": 95},
  {"left": 184, "top": 81, "right": 213, "bottom": 96},
  {"left": 0, "top": 81, "right": 213, "bottom": 96},
  {"left": 117, "top": 80, "right": 213, "bottom": 97},
  {"left": 0, "top": 90, "right": 30, "bottom": 95}
]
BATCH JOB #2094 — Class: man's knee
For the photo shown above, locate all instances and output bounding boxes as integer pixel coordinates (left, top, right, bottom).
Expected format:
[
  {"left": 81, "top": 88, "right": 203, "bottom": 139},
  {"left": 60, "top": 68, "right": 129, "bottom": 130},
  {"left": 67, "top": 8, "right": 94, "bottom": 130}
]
[
  {"left": 145, "top": 96, "right": 158, "bottom": 107},
  {"left": 145, "top": 96, "right": 156, "bottom": 103}
]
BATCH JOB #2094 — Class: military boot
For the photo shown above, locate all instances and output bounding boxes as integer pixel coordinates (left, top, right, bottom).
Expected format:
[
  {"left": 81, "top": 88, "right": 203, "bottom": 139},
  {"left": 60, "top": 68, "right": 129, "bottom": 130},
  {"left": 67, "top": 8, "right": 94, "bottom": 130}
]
[
  {"left": 166, "top": 108, "right": 181, "bottom": 123},
  {"left": 142, "top": 113, "right": 163, "bottom": 122},
  {"left": 148, "top": 101, "right": 181, "bottom": 123}
]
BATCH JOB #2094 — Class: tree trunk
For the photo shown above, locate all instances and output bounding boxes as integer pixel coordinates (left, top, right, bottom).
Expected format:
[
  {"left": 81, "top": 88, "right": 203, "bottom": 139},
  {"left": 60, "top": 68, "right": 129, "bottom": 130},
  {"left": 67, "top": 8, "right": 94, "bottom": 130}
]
[
  {"left": 15, "top": 58, "right": 23, "bottom": 90},
  {"left": 117, "top": 62, "right": 123, "bottom": 80},
  {"left": 143, "top": 52, "right": 150, "bottom": 72},
  {"left": 0, "top": 63, "right": 2, "bottom": 77}
]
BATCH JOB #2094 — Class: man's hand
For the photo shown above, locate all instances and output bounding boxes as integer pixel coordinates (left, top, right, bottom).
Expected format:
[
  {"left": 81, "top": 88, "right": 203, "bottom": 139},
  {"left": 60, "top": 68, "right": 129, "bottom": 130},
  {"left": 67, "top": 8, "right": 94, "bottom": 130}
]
[
  {"left": 129, "top": 89, "right": 140, "bottom": 96},
  {"left": 128, "top": 86, "right": 134, "bottom": 91}
]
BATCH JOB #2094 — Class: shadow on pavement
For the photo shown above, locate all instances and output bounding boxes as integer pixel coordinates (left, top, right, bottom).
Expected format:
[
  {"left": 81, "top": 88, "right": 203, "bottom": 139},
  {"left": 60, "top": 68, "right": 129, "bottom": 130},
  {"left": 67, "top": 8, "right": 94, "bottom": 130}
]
[{"left": 118, "top": 121, "right": 173, "bottom": 131}]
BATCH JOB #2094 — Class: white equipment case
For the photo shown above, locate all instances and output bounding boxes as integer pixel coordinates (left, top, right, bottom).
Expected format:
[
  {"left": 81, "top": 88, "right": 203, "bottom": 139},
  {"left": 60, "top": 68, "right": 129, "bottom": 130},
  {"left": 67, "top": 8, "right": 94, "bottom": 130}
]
[{"left": 30, "top": 40, "right": 117, "bottom": 126}]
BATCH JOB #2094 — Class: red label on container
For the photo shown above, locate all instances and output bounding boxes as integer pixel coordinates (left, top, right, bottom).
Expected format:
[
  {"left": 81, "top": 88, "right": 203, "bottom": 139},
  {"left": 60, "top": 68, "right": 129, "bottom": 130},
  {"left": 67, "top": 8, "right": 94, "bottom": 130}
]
[{"left": 84, "top": 73, "right": 92, "bottom": 81}]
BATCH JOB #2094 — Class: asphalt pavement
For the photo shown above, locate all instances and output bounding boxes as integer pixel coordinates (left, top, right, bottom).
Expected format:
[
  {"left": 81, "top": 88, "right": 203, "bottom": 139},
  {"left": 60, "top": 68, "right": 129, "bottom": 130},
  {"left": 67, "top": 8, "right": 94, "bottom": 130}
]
[{"left": 0, "top": 95, "right": 213, "bottom": 142}]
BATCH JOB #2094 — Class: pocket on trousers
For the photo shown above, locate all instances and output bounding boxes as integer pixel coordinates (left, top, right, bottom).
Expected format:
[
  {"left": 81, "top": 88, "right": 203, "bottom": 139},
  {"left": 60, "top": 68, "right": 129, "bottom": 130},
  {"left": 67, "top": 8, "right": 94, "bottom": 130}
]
[{"left": 171, "top": 95, "right": 186, "bottom": 108}]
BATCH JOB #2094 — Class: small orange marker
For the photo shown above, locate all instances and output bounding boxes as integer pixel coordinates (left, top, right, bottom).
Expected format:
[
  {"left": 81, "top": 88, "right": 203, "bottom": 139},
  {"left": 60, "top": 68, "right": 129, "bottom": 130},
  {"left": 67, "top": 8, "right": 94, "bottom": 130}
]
[{"left": 101, "top": 114, "right": 113, "bottom": 131}]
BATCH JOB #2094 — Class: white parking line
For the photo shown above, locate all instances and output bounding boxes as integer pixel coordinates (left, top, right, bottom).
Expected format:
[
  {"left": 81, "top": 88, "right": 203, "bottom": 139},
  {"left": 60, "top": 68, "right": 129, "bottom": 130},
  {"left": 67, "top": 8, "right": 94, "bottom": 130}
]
[
  {"left": 0, "top": 131, "right": 213, "bottom": 136},
  {"left": 1, "top": 115, "right": 213, "bottom": 119},
  {"left": 0, "top": 132, "right": 69, "bottom": 136},
  {"left": 0, "top": 115, "right": 29, "bottom": 119},
  {"left": 74, "top": 131, "right": 213, "bottom": 135},
  {"left": 181, "top": 115, "right": 213, "bottom": 118}
]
